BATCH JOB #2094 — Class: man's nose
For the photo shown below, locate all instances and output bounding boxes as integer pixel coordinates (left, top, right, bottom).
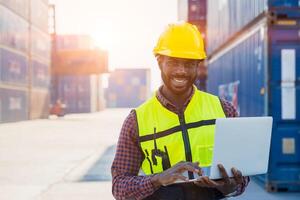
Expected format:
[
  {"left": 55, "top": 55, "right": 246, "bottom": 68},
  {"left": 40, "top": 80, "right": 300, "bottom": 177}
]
[{"left": 174, "top": 63, "right": 187, "bottom": 74}]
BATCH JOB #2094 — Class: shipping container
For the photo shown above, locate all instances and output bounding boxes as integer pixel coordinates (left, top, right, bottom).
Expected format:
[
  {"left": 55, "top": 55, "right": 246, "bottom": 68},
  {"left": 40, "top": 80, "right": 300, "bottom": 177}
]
[
  {"left": 0, "top": 5, "right": 29, "bottom": 52},
  {"left": 31, "top": 26, "right": 51, "bottom": 60},
  {"left": 206, "top": 0, "right": 300, "bottom": 54},
  {"left": 178, "top": 0, "right": 207, "bottom": 41},
  {"left": 269, "top": 0, "right": 300, "bottom": 7},
  {"left": 56, "top": 35, "right": 94, "bottom": 50},
  {"left": 30, "top": 0, "right": 49, "bottom": 33},
  {"left": 51, "top": 74, "right": 104, "bottom": 114},
  {"left": 31, "top": 59, "right": 50, "bottom": 88},
  {"left": 105, "top": 68, "right": 151, "bottom": 108},
  {"left": 207, "top": 0, "right": 268, "bottom": 54},
  {"left": 0, "top": 0, "right": 29, "bottom": 19},
  {"left": 52, "top": 49, "right": 108, "bottom": 75},
  {"left": 207, "top": 16, "right": 300, "bottom": 191},
  {"left": 178, "top": 0, "right": 207, "bottom": 22},
  {"left": 29, "top": 89, "right": 49, "bottom": 119},
  {"left": 90, "top": 74, "right": 105, "bottom": 112},
  {"left": 0, "top": 48, "right": 28, "bottom": 85},
  {"left": 0, "top": 0, "right": 51, "bottom": 123},
  {"left": 55, "top": 75, "right": 90, "bottom": 113},
  {"left": 0, "top": 87, "right": 28, "bottom": 123}
]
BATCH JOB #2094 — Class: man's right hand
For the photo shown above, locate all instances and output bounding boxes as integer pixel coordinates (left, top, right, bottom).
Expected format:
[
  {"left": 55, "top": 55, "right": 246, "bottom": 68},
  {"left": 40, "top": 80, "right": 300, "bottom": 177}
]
[{"left": 151, "top": 161, "right": 202, "bottom": 187}]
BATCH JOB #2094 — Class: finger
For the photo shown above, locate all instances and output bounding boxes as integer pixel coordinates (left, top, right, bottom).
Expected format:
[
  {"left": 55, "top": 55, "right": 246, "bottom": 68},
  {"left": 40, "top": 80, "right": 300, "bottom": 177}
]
[
  {"left": 231, "top": 168, "right": 243, "bottom": 185},
  {"left": 194, "top": 179, "right": 207, "bottom": 187},
  {"left": 205, "top": 177, "right": 220, "bottom": 187},
  {"left": 177, "top": 162, "right": 201, "bottom": 174},
  {"left": 172, "top": 173, "right": 188, "bottom": 182},
  {"left": 218, "top": 164, "right": 230, "bottom": 184},
  {"left": 192, "top": 162, "right": 204, "bottom": 175},
  {"left": 201, "top": 176, "right": 219, "bottom": 188},
  {"left": 194, "top": 178, "right": 209, "bottom": 187}
]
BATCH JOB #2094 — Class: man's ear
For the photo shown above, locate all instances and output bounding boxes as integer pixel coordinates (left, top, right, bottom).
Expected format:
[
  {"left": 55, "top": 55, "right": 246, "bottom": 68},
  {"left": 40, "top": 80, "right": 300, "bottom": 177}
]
[{"left": 156, "top": 55, "right": 163, "bottom": 70}]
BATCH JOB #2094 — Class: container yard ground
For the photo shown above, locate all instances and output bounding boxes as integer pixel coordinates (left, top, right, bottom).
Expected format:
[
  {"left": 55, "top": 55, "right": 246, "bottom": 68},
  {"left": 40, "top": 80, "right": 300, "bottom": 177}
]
[{"left": 0, "top": 109, "right": 299, "bottom": 200}]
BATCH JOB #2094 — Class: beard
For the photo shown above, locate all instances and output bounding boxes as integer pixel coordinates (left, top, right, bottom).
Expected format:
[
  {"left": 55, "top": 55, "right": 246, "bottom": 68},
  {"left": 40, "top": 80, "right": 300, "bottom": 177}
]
[{"left": 161, "top": 71, "right": 196, "bottom": 96}]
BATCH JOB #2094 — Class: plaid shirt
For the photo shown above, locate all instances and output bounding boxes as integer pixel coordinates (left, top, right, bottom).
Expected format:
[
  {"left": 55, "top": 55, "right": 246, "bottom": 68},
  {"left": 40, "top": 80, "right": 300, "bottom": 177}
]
[{"left": 111, "top": 87, "right": 249, "bottom": 200}]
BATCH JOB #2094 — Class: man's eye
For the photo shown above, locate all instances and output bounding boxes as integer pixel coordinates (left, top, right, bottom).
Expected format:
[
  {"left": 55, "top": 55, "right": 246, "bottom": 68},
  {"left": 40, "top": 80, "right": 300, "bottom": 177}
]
[{"left": 167, "top": 62, "right": 176, "bottom": 66}]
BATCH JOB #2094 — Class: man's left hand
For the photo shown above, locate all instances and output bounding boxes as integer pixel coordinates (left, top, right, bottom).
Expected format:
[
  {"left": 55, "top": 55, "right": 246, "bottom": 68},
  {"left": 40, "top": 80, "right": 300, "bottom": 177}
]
[{"left": 193, "top": 164, "right": 244, "bottom": 196}]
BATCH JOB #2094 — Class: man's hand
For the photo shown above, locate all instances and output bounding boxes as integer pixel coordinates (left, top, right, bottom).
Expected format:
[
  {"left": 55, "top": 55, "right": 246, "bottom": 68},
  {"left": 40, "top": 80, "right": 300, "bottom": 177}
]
[
  {"left": 194, "top": 164, "right": 243, "bottom": 196},
  {"left": 151, "top": 161, "right": 202, "bottom": 187}
]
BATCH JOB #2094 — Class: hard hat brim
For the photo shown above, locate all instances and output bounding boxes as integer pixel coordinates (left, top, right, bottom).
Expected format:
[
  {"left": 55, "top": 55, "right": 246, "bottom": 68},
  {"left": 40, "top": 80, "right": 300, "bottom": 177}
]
[{"left": 154, "top": 49, "right": 207, "bottom": 60}]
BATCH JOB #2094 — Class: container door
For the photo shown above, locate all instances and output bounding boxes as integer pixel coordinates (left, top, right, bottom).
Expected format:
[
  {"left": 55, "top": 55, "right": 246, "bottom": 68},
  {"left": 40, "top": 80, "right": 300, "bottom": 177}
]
[{"left": 267, "top": 25, "right": 300, "bottom": 191}]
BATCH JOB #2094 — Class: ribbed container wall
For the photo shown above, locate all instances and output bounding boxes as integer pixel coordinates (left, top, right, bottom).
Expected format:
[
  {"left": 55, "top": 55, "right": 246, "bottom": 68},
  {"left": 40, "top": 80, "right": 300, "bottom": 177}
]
[
  {"left": 29, "top": 0, "right": 50, "bottom": 120},
  {"left": 55, "top": 35, "right": 94, "bottom": 50},
  {"left": 105, "top": 69, "right": 151, "bottom": 108},
  {"left": 208, "top": 25, "right": 266, "bottom": 117},
  {"left": 207, "top": 0, "right": 268, "bottom": 54},
  {"left": 269, "top": 0, "right": 300, "bottom": 7},
  {"left": 0, "top": 0, "right": 29, "bottom": 19},
  {"left": 0, "top": 48, "right": 28, "bottom": 85},
  {"left": 0, "top": 0, "right": 50, "bottom": 122},
  {"left": 178, "top": 0, "right": 207, "bottom": 40},
  {"left": 207, "top": 0, "right": 300, "bottom": 54},
  {"left": 51, "top": 35, "right": 105, "bottom": 114},
  {"left": 207, "top": 10, "right": 300, "bottom": 192},
  {"left": 52, "top": 74, "right": 105, "bottom": 114},
  {"left": 0, "top": 88, "right": 28, "bottom": 122}
]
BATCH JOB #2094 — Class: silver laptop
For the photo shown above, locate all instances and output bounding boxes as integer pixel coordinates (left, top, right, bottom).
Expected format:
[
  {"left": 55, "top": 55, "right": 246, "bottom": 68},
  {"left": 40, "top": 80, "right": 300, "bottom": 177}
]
[{"left": 178, "top": 117, "right": 273, "bottom": 182}]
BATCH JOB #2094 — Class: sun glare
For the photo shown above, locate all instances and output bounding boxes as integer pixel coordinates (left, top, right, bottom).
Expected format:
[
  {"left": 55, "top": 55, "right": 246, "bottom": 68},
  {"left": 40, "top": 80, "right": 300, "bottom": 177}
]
[{"left": 90, "top": 23, "right": 118, "bottom": 51}]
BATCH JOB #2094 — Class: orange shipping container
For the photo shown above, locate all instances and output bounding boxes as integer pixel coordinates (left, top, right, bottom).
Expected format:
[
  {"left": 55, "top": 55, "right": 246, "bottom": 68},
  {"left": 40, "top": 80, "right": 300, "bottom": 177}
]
[{"left": 52, "top": 49, "right": 108, "bottom": 75}]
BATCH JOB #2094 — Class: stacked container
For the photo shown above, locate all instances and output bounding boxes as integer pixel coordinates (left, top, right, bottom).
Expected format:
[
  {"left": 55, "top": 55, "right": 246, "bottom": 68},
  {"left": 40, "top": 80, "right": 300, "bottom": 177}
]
[
  {"left": 205, "top": 0, "right": 300, "bottom": 192},
  {"left": 52, "top": 74, "right": 103, "bottom": 113},
  {"left": 178, "top": 0, "right": 208, "bottom": 91},
  {"left": 0, "top": 0, "right": 50, "bottom": 122},
  {"left": 178, "top": 0, "right": 207, "bottom": 43},
  {"left": 51, "top": 35, "right": 106, "bottom": 114},
  {"left": 105, "top": 68, "right": 151, "bottom": 108}
]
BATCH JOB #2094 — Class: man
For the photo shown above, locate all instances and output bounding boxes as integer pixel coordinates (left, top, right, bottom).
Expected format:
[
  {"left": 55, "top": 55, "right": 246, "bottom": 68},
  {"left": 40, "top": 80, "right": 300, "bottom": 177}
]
[{"left": 111, "top": 22, "right": 249, "bottom": 200}]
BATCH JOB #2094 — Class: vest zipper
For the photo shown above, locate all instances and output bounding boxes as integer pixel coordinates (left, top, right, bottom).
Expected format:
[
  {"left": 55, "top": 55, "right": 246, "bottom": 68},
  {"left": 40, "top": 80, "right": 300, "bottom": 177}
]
[{"left": 178, "top": 112, "right": 194, "bottom": 179}]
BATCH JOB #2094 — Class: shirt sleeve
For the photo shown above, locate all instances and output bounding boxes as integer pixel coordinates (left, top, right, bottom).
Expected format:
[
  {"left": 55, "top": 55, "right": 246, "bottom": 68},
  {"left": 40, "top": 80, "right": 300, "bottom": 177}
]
[
  {"left": 220, "top": 98, "right": 250, "bottom": 196},
  {"left": 219, "top": 98, "right": 239, "bottom": 117},
  {"left": 111, "top": 110, "right": 158, "bottom": 200}
]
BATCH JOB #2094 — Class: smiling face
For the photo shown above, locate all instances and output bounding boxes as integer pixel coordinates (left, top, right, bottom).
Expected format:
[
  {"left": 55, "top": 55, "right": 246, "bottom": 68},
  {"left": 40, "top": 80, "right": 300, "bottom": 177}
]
[{"left": 158, "top": 55, "right": 200, "bottom": 97}]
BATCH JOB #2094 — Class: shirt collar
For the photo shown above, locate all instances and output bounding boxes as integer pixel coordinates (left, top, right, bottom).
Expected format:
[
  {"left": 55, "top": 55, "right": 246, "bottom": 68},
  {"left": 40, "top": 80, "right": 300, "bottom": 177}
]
[{"left": 155, "top": 85, "right": 195, "bottom": 113}]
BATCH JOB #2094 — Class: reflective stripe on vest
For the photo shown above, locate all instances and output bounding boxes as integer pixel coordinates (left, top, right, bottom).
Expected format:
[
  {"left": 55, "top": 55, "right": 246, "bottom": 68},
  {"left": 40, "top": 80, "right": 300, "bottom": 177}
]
[{"left": 135, "top": 88, "right": 226, "bottom": 176}]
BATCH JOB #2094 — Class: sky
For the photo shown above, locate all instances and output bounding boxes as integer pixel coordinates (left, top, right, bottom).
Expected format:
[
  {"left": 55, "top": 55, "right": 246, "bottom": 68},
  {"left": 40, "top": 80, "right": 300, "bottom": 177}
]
[{"left": 49, "top": 0, "right": 178, "bottom": 90}]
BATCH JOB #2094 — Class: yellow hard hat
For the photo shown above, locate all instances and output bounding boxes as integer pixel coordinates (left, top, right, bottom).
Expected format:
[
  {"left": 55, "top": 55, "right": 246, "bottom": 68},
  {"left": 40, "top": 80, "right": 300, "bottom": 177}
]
[{"left": 153, "top": 22, "right": 206, "bottom": 60}]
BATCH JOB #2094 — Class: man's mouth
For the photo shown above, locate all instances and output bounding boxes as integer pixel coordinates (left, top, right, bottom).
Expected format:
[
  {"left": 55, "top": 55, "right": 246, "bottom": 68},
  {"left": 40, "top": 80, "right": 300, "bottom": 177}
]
[{"left": 171, "top": 77, "right": 188, "bottom": 87}]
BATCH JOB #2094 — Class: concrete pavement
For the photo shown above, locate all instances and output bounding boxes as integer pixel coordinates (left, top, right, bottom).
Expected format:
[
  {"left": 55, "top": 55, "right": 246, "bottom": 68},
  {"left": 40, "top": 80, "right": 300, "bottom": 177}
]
[{"left": 0, "top": 108, "right": 131, "bottom": 200}]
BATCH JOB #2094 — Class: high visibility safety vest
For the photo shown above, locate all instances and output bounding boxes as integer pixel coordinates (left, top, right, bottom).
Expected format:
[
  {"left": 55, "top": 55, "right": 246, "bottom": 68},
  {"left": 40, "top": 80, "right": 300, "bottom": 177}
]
[{"left": 135, "top": 88, "right": 226, "bottom": 177}]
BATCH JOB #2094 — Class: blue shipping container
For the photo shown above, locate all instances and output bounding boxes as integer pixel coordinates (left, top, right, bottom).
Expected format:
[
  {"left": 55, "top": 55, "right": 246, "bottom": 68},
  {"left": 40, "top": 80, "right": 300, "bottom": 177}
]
[
  {"left": 30, "top": 0, "right": 49, "bottom": 33},
  {"left": 31, "top": 27, "right": 50, "bottom": 60},
  {"left": 178, "top": 0, "right": 207, "bottom": 22},
  {"left": 32, "top": 59, "right": 49, "bottom": 88},
  {"left": 269, "top": 0, "right": 300, "bottom": 7},
  {"left": 52, "top": 75, "right": 91, "bottom": 113},
  {"left": 207, "top": 17, "right": 300, "bottom": 191},
  {"left": 105, "top": 68, "right": 150, "bottom": 108},
  {"left": 178, "top": 0, "right": 207, "bottom": 43},
  {"left": 206, "top": 0, "right": 299, "bottom": 55},
  {"left": 0, "top": 5, "right": 29, "bottom": 53},
  {"left": 0, "top": 0, "right": 29, "bottom": 20},
  {"left": 56, "top": 35, "right": 94, "bottom": 50},
  {"left": 0, "top": 88, "right": 28, "bottom": 122},
  {"left": 207, "top": 0, "right": 268, "bottom": 54},
  {"left": 0, "top": 48, "right": 28, "bottom": 85}
]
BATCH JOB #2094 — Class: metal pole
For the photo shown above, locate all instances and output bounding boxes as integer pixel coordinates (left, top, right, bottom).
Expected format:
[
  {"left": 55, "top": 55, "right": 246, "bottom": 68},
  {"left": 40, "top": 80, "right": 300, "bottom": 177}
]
[
  {"left": 49, "top": 4, "right": 58, "bottom": 107},
  {"left": 28, "top": 0, "right": 32, "bottom": 119}
]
